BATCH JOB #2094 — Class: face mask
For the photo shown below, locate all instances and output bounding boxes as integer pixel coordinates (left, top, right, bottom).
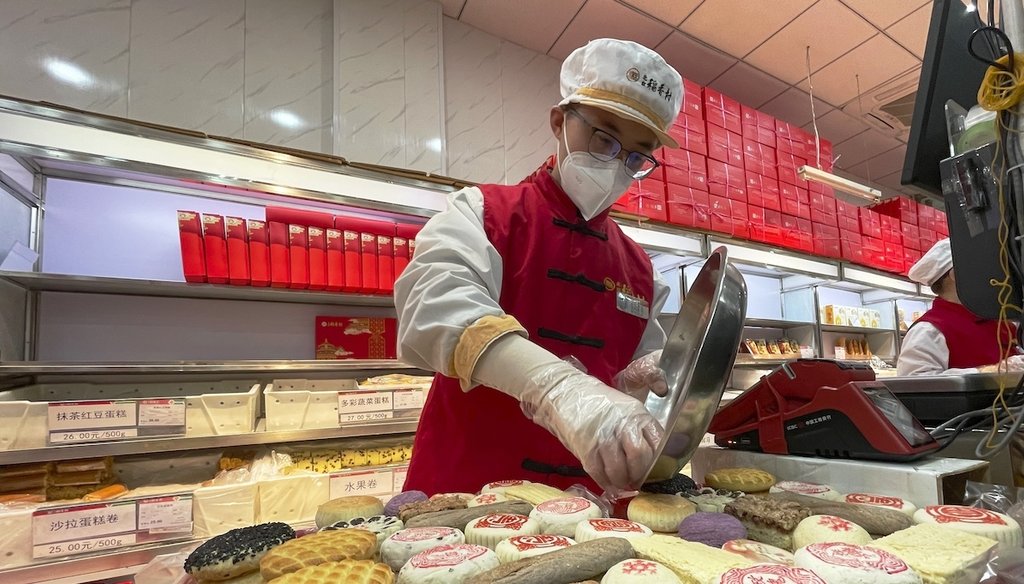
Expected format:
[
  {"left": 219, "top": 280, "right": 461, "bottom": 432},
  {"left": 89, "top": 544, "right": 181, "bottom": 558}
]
[{"left": 557, "top": 122, "right": 635, "bottom": 221}]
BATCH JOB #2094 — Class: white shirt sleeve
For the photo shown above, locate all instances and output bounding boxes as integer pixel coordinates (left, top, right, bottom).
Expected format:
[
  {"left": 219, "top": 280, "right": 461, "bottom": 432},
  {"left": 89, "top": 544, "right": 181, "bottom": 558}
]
[
  {"left": 394, "top": 187, "right": 668, "bottom": 374},
  {"left": 896, "top": 322, "right": 980, "bottom": 376}
]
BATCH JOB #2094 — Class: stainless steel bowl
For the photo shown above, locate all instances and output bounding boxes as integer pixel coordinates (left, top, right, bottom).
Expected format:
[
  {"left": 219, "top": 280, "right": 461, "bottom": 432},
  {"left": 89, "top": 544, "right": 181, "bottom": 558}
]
[{"left": 642, "top": 246, "right": 747, "bottom": 482}]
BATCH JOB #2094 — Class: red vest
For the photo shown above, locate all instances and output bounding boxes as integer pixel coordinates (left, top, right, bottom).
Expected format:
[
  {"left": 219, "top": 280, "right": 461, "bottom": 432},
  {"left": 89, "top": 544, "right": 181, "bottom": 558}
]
[
  {"left": 915, "top": 297, "right": 1015, "bottom": 369},
  {"left": 403, "top": 160, "right": 654, "bottom": 495}
]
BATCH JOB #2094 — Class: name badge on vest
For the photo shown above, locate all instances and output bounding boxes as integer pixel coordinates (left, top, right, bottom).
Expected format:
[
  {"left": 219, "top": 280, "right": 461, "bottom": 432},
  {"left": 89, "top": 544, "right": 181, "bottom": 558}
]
[{"left": 616, "top": 290, "right": 650, "bottom": 320}]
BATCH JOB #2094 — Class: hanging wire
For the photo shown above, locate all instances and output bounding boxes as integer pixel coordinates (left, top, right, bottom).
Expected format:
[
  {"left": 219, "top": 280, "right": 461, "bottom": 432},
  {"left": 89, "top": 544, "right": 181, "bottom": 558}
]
[{"left": 805, "top": 45, "right": 823, "bottom": 170}]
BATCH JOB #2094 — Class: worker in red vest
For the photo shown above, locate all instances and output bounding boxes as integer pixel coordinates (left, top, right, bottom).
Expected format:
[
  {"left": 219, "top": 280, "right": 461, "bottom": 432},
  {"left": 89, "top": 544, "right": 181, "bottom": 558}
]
[
  {"left": 394, "top": 39, "right": 681, "bottom": 496},
  {"left": 898, "top": 238, "right": 1021, "bottom": 375}
]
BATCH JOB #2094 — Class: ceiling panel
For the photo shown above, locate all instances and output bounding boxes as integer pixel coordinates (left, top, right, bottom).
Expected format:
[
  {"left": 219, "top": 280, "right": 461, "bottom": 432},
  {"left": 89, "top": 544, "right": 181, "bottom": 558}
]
[
  {"left": 759, "top": 87, "right": 833, "bottom": 128},
  {"left": 842, "top": 145, "right": 907, "bottom": 183},
  {"left": 801, "top": 108, "right": 869, "bottom": 145},
  {"left": 655, "top": 31, "right": 737, "bottom": 86},
  {"left": 745, "top": 0, "right": 877, "bottom": 85},
  {"left": 619, "top": 0, "right": 703, "bottom": 26},
  {"left": 796, "top": 34, "right": 920, "bottom": 107},
  {"left": 833, "top": 129, "right": 904, "bottom": 169},
  {"left": 886, "top": 2, "right": 933, "bottom": 59},
  {"left": 709, "top": 62, "right": 789, "bottom": 109},
  {"left": 678, "top": 0, "right": 813, "bottom": 59},
  {"left": 548, "top": 0, "right": 674, "bottom": 59},
  {"left": 440, "top": 0, "right": 467, "bottom": 18},
  {"left": 839, "top": 0, "right": 928, "bottom": 30},
  {"left": 873, "top": 170, "right": 906, "bottom": 191},
  {"left": 460, "top": 0, "right": 585, "bottom": 54}
]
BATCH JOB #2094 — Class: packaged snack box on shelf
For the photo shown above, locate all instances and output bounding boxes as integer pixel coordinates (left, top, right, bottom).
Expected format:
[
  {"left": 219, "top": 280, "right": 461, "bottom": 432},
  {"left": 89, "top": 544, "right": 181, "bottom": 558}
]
[
  {"left": 247, "top": 219, "right": 271, "bottom": 287},
  {"left": 741, "top": 105, "right": 776, "bottom": 148},
  {"left": 201, "top": 213, "right": 229, "bottom": 285},
  {"left": 225, "top": 216, "right": 251, "bottom": 286},
  {"left": 671, "top": 113, "right": 708, "bottom": 156},
  {"left": 666, "top": 187, "right": 711, "bottom": 231},
  {"left": 613, "top": 180, "right": 667, "bottom": 222},
  {"left": 268, "top": 221, "right": 290, "bottom": 288},
  {"left": 287, "top": 225, "right": 309, "bottom": 290},
  {"left": 682, "top": 78, "right": 704, "bottom": 118},
  {"left": 707, "top": 124, "right": 745, "bottom": 167},
  {"left": 704, "top": 87, "right": 743, "bottom": 134},
  {"left": 307, "top": 226, "right": 327, "bottom": 291},
  {"left": 662, "top": 149, "right": 708, "bottom": 191},
  {"left": 742, "top": 138, "right": 778, "bottom": 180},
  {"left": 177, "top": 210, "right": 206, "bottom": 283}
]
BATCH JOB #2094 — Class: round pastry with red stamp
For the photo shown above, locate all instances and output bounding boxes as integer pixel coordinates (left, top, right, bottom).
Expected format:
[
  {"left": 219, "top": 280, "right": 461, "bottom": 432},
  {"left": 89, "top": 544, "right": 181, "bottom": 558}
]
[
  {"left": 794, "top": 542, "right": 923, "bottom": 584},
  {"left": 529, "top": 496, "right": 603, "bottom": 537},
  {"left": 381, "top": 526, "right": 466, "bottom": 572},
  {"left": 398, "top": 543, "right": 499, "bottom": 583},
  {"left": 601, "top": 558, "right": 683, "bottom": 583},
  {"left": 793, "top": 514, "right": 872, "bottom": 549},
  {"left": 913, "top": 505, "right": 1022, "bottom": 549},
  {"left": 575, "top": 518, "right": 654, "bottom": 543},
  {"left": 480, "top": 480, "right": 531, "bottom": 494},
  {"left": 722, "top": 539, "right": 795, "bottom": 565},
  {"left": 465, "top": 513, "right": 541, "bottom": 549},
  {"left": 467, "top": 492, "right": 509, "bottom": 508},
  {"left": 719, "top": 563, "right": 827, "bottom": 584},
  {"left": 495, "top": 534, "right": 576, "bottom": 563},
  {"left": 769, "top": 480, "right": 844, "bottom": 501},
  {"left": 844, "top": 493, "right": 918, "bottom": 517}
]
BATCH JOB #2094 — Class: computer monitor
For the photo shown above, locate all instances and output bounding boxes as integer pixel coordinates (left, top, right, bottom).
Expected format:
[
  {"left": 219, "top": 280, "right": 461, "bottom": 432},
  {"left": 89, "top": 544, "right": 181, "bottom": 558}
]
[{"left": 902, "top": 0, "right": 993, "bottom": 196}]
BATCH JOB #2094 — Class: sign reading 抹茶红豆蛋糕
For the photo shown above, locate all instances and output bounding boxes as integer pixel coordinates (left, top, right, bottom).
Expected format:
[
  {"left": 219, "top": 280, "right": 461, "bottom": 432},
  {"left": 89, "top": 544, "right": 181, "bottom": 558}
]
[{"left": 47, "top": 399, "right": 186, "bottom": 445}]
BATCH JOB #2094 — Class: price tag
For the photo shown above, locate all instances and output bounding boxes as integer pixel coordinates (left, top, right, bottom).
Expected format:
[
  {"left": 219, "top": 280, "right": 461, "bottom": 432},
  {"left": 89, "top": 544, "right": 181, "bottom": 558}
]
[
  {"left": 329, "top": 469, "right": 395, "bottom": 499},
  {"left": 393, "top": 466, "right": 409, "bottom": 492},
  {"left": 138, "top": 399, "right": 186, "bottom": 427},
  {"left": 338, "top": 391, "right": 394, "bottom": 425},
  {"left": 50, "top": 428, "right": 139, "bottom": 444},
  {"left": 47, "top": 399, "right": 186, "bottom": 445},
  {"left": 138, "top": 495, "right": 193, "bottom": 534},
  {"left": 834, "top": 346, "right": 847, "bottom": 360},
  {"left": 32, "top": 501, "right": 137, "bottom": 559},
  {"left": 393, "top": 389, "right": 426, "bottom": 410},
  {"left": 48, "top": 401, "right": 136, "bottom": 431}
]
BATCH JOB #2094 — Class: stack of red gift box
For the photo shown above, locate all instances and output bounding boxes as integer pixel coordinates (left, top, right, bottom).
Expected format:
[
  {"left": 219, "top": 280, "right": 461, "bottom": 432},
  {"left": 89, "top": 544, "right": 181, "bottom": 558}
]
[{"left": 178, "top": 206, "right": 422, "bottom": 294}]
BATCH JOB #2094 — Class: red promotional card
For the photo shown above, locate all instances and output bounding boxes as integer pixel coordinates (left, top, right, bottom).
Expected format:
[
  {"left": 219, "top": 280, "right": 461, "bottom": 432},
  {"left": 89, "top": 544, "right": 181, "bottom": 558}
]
[
  {"left": 265, "top": 206, "right": 334, "bottom": 229},
  {"left": 268, "top": 221, "right": 290, "bottom": 288},
  {"left": 325, "top": 228, "right": 344, "bottom": 292},
  {"left": 201, "top": 213, "right": 228, "bottom": 284},
  {"left": 225, "top": 216, "right": 250, "bottom": 286},
  {"left": 177, "top": 210, "right": 206, "bottom": 283},
  {"left": 247, "top": 219, "right": 270, "bottom": 287},
  {"left": 308, "top": 226, "right": 327, "bottom": 291},
  {"left": 314, "top": 316, "right": 398, "bottom": 360},
  {"left": 288, "top": 224, "right": 309, "bottom": 289}
]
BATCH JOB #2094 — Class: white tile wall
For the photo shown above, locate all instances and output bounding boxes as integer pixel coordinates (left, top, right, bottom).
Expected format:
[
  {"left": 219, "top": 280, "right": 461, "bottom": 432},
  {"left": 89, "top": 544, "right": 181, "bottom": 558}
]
[{"left": 499, "top": 41, "right": 560, "bottom": 183}]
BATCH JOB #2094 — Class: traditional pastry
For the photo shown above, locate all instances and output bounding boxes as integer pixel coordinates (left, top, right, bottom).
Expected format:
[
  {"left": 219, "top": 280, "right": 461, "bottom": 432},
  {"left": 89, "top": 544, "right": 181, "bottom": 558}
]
[
  {"left": 704, "top": 468, "right": 776, "bottom": 493},
  {"left": 770, "top": 481, "right": 843, "bottom": 501},
  {"left": 628, "top": 493, "right": 696, "bottom": 533},
  {"left": 380, "top": 527, "right": 466, "bottom": 572},
  {"left": 505, "top": 483, "right": 566, "bottom": 505},
  {"left": 184, "top": 522, "right": 295, "bottom": 581},
  {"left": 647, "top": 455, "right": 684, "bottom": 482},
  {"left": 868, "top": 524, "right": 998, "bottom": 584},
  {"left": 724, "top": 495, "right": 812, "bottom": 551},
  {"left": 793, "top": 515, "right": 872, "bottom": 549},
  {"left": 530, "top": 497, "right": 603, "bottom": 537},
  {"left": 384, "top": 491, "right": 429, "bottom": 517},
  {"left": 465, "top": 537, "right": 634, "bottom": 584},
  {"left": 575, "top": 518, "right": 653, "bottom": 543},
  {"left": 405, "top": 500, "right": 534, "bottom": 530},
  {"left": 465, "top": 513, "right": 541, "bottom": 549},
  {"left": 631, "top": 535, "right": 757, "bottom": 584},
  {"left": 315, "top": 496, "right": 386, "bottom": 528},
  {"left": 641, "top": 474, "right": 697, "bottom": 495},
  {"left": 722, "top": 539, "right": 795, "bottom": 565},
  {"left": 259, "top": 528, "right": 377, "bottom": 581},
  {"left": 682, "top": 488, "right": 745, "bottom": 513},
  {"left": 913, "top": 505, "right": 1022, "bottom": 549},
  {"left": 719, "top": 563, "right": 826, "bottom": 584},
  {"left": 267, "top": 559, "right": 395, "bottom": 584},
  {"left": 481, "top": 480, "right": 531, "bottom": 494},
  {"left": 769, "top": 492, "right": 912, "bottom": 536},
  {"left": 495, "top": 534, "right": 575, "bottom": 563},
  {"left": 601, "top": 559, "right": 683, "bottom": 584},
  {"left": 399, "top": 495, "right": 468, "bottom": 522},
  {"left": 676, "top": 512, "right": 747, "bottom": 548},
  {"left": 469, "top": 493, "right": 509, "bottom": 508},
  {"left": 844, "top": 493, "right": 918, "bottom": 517},
  {"left": 795, "top": 543, "right": 922, "bottom": 584},
  {"left": 397, "top": 544, "right": 499, "bottom": 583},
  {"left": 321, "top": 515, "right": 404, "bottom": 544}
]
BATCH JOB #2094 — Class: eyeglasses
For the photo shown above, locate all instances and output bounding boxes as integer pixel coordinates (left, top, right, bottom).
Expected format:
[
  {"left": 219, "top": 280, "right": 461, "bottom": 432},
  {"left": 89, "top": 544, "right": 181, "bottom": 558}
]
[{"left": 565, "top": 108, "right": 660, "bottom": 179}]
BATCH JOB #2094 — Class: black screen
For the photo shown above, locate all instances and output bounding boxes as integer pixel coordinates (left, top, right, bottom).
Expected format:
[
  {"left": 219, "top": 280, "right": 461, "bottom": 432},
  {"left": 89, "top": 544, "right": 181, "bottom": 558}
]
[{"left": 862, "top": 387, "right": 933, "bottom": 447}]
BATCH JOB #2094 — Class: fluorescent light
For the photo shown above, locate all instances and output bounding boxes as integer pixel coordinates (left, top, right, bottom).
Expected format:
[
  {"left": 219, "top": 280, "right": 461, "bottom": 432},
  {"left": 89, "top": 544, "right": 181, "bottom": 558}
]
[
  {"left": 269, "top": 110, "right": 304, "bottom": 129},
  {"left": 798, "top": 165, "right": 881, "bottom": 202},
  {"left": 966, "top": 3, "right": 977, "bottom": 12},
  {"left": 43, "top": 58, "right": 95, "bottom": 89}
]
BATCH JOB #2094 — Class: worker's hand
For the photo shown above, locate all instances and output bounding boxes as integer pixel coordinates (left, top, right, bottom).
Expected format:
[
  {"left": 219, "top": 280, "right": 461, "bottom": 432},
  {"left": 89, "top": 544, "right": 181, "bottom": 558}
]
[
  {"left": 614, "top": 350, "right": 668, "bottom": 402},
  {"left": 1002, "top": 355, "right": 1024, "bottom": 372}
]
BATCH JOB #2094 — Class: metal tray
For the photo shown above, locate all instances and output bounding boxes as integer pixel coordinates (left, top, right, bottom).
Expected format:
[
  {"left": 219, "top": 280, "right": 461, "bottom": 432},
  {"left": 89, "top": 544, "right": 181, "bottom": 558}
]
[
  {"left": 885, "top": 372, "right": 1022, "bottom": 394},
  {"left": 643, "top": 247, "right": 747, "bottom": 482}
]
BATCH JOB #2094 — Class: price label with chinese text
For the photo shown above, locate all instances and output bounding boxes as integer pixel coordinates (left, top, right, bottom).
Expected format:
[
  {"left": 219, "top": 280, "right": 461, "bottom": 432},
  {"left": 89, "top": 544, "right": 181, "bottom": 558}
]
[
  {"left": 393, "top": 389, "right": 426, "bottom": 411},
  {"left": 337, "top": 391, "right": 394, "bottom": 425},
  {"left": 329, "top": 469, "right": 394, "bottom": 499},
  {"left": 138, "top": 495, "right": 193, "bottom": 533},
  {"left": 48, "top": 399, "right": 186, "bottom": 445},
  {"left": 393, "top": 466, "right": 409, "bottom": 493},
  {"left": 32, "top": 501, "right": 136, "bottom": 559},
  {"left": 138, "top": 399, "right": 186, "bottom": 428}
]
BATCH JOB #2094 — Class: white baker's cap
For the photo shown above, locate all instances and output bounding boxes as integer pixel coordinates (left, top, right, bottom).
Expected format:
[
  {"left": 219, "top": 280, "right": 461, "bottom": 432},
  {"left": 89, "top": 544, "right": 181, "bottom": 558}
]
[
  {"left": 559, "top": 38, "right": 683, "bottom": 148},
  {"left": 908, "top": 238, "right": 953, "bottom": 286}
]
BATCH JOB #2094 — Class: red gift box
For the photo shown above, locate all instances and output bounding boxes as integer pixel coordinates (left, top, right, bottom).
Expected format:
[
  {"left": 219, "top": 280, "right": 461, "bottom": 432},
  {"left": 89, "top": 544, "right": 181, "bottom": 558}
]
[
  {"left": 881, "top": 216, "right": 903, "bottom": 244},
  {"left": 325, "top": 228, "right": 344, "bottom": 292},
  {"left": 741, "top": 106, "right": 776, "bottom": 147},
  {"left": 901, "top": 222, "right": 921, "bottom": 250},
  {"left": 201, "top": 213, "right": 229, "bottom": 285},
  {"left": 780, "top": 182, "right": 810, "bottom": 219},
  {"left": 707, "top": 124, "right": 744, "bottom": 167},
  {"left": 840, "top": 230, "right": 863, "bottom": 263},
  {"left": 745, "top": 172, "right": 781, "bottom": 212},
  {"left": 873, "top": 197, "right": 919, "bottom": 225},
  {"left": 266, "top": 206, "right": 334, "bottom": 229},
  {"left": 708, "top": 160, "right": 746, "bottom": 201},
  {"left": 395, "top": 224, "right": 420, "bottom": 279},
  {"left": 670, "top": 114, "right": 708, "bottom": 156},
  {"left": 919, "top": 227, "right": 938, "bottom": 249},
  {"left": 288, "top": 224, "right": 309, "bottom": 289},
  {"left": 377, "top": 227, "right": 396, "bottom": 294},
  {"left": 268, "top": 221, "right": 290, "bottom": 288},
  {"left": 742, "top": 138, "right": 778, "bottom": 176},
  {"left": 666, "top": 187, "right": 711, "bottom": 230},
  {"left": 682, "top": 78, "right": 703, "bottom": 119},
  {"left": 859, "top": 208, "right": 883, "bottom": 240},
  {"left": 177, "top": 210, "right": 206, "bottom": 283},
  {"left": 812, "top": 223, "right": 841, "bottom": 258},
  {"left": 777, "top": 152, "right": 809, "bottom": 188},
  {"left": 225, "top": 216, "right": 250, "bottom": 286},
  {"left": 836, "top": 200, "right": 861, "bottom": 233},
  {"left": 704, "top": 87, "right": 742, "bottom": 134},
  {"left": 934, "top": 209, "right": 948, "bottom": 235},
  {"left": 884, "top": 241, "right": 905, "bottom": 273},
  {"left": 614, "top": 180, "right": 668, "bottom": 222},
  {"left": 861, "top": 236, "right": 886, "bottom": 268},
  {"left": 709, "top": 196, "right": 749, "bottom": 239},
  {"left": 335, "top": 217, "right": 398, "bottom": 294},
  {"left": 904, "top": 247, "right": 923, "bottom": 274},
  {"left": 663, "top": 151, "right": 708, "bottom": 191},
  {"left": 314, "top": 316, "right": 397, "bottom": 360},
  {"left": 307, "top": 225, "right": 327, "bottom": 291},
  {"left": 247, "top": 219, "right": 270, "bottom": 287}
]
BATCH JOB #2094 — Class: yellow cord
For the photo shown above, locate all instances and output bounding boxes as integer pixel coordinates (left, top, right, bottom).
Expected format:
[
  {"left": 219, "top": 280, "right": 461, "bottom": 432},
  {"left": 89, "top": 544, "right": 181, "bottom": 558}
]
[{"left": 978, "top": 55, "right": 1024, "bottom": 112}]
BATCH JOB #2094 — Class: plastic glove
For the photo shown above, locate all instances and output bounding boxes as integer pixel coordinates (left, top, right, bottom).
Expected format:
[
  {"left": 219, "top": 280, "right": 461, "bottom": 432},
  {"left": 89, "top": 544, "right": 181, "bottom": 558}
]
[
  {"left": 614, "top": 350, "right": 668, "bottom": 402},
  {"left": 472, "top": 334, "right": 664, "bottom": 492},
  {"left": 1003, "top": 355, "right": 1024, "bottom": 371}
]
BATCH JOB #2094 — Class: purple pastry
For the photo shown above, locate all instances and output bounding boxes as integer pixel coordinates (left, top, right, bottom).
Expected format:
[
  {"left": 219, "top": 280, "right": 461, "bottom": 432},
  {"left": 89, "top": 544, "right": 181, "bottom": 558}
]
[
  {"left": 384, "top": 490, "right": 428, "bottom": 517},
  {"left": 677, "top": 512, "right": 747, "bottom": 548}
]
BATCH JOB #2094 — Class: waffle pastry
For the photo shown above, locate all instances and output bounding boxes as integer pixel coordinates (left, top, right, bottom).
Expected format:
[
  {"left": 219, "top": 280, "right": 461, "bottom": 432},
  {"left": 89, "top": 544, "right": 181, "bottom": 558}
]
[
  {"left": 703, "top": 468, "right": 775, "bottom": 493},
  {"left": 259, "top": 529, "right": 377, "bottom": 581},
  {"left": 504, "top": 484, "right": 566, "bottom": 505},
  {"left": 267, "top": 559, "right": 394, "bottom": 584}
]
